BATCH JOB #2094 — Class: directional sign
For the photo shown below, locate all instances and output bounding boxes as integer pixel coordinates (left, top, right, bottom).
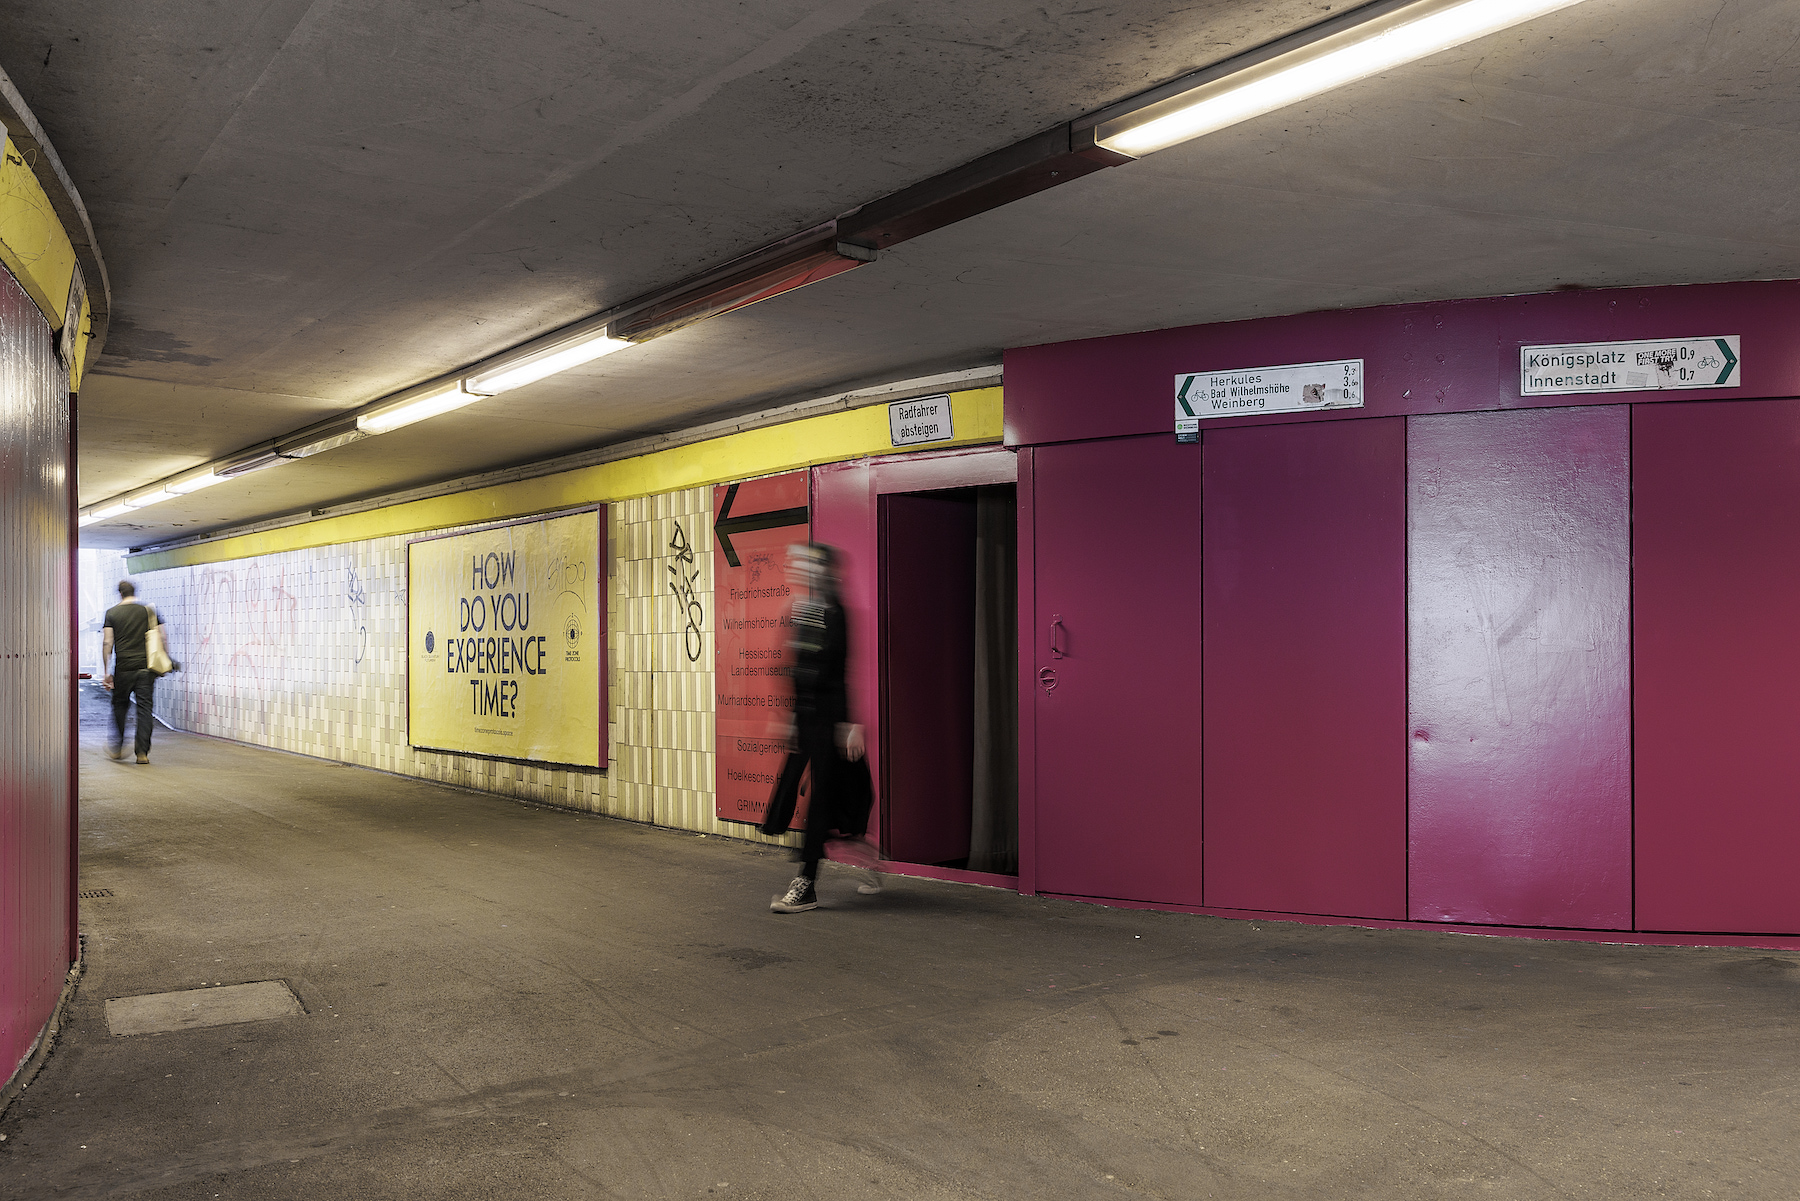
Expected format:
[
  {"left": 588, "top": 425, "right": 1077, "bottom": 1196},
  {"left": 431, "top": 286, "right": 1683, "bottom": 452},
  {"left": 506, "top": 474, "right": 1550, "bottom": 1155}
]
[
  {"left": 1175, "top": 358, "right": 1363, "bottom": 441},
  {"left": 713, "top": 471, "right": 810, "bottom": 827},
  {"left": 1520, "top": 336, "right": 1739, "bottom": 396},
  {"left": 714, "top": 480, "right": 808, "bottom": 568}
]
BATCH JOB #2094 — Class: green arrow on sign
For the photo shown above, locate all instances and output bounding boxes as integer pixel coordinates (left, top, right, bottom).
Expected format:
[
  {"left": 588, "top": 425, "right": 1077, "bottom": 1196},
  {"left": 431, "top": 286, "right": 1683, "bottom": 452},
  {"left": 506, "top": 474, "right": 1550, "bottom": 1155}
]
[
  {"left": 1176, "top": 376, "right": 1198, "bottom": 417},
  {"left": 1713, "top": 338, "right": 1738, "bottom": 385}
]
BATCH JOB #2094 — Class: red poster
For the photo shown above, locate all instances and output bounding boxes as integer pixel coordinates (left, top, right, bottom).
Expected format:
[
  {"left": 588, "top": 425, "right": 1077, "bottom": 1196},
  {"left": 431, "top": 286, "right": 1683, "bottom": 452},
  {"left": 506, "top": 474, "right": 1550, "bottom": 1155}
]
[{"left": 714, "top": 471, "right": 809, "bottom": 825}]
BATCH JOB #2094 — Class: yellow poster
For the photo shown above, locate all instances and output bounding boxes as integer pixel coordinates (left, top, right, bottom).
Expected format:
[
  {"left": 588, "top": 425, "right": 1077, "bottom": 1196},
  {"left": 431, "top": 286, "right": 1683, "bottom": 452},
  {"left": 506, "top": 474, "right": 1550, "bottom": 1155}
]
[{"left": 408, "top": 508, "right": 604, "bottom": 766}]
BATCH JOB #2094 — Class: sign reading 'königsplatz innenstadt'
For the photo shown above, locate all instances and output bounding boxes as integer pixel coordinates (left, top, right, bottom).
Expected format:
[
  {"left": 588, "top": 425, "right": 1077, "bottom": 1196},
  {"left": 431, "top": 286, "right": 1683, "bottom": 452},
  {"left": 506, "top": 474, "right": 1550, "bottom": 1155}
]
[
  {"left": 1174, "top": 358, "right": 1363, "bottom": 441},
  {"left": 1520, "top": 336, "right": 1740, "bottom": 396}
]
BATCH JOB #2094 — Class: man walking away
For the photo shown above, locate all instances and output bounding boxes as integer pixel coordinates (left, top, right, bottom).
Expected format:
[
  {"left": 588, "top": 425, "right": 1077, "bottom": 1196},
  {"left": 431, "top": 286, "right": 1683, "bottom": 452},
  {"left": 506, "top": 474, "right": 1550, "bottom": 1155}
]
[{"left": 102, "top": 579, "right": 162, "bottom": 763}]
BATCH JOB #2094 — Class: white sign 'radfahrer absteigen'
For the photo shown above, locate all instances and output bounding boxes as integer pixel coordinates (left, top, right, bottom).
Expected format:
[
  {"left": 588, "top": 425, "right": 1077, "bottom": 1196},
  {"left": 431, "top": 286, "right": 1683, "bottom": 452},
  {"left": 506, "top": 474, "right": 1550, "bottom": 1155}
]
[
  {"left": 889, "top": 394, "right": 954, "bottom": 447},
  {"left": 1175, "top": 359, "right": 1363, "bottom": 441},
  {"left": 1520, "top": 336, "right": 1740, "bottom": 396}
]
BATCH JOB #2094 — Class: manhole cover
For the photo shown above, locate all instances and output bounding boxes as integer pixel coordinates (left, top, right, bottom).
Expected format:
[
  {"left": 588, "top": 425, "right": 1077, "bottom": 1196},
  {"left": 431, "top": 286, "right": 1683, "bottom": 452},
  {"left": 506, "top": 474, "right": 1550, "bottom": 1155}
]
[{"left": 106, "top": 981, "right": 303, "bottom": 1036}]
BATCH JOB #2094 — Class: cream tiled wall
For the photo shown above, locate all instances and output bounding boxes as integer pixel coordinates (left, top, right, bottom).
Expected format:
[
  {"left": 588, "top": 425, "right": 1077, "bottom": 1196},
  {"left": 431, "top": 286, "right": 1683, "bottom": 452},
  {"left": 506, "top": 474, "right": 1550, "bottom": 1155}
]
[{"left": 137, "top": 490, "right": 795, "bottom": 846}]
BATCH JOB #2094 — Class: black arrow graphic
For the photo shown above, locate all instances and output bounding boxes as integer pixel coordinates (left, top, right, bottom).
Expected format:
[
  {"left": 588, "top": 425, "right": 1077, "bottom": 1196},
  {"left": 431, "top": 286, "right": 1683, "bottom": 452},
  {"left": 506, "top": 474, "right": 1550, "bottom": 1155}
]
[{"left": 714, "top": 482, "right": 808, "bottom": 568}]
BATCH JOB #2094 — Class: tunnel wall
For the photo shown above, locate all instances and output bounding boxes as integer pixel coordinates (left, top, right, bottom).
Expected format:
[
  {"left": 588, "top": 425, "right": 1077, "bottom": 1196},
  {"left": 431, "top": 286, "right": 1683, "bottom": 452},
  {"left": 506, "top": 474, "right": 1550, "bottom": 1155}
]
[
  {"left": 1007, "top": 279, "right": 1800, "bottom": 938},
  {"left": 137, "top": 490, "right": 773, "bottom": 839},
  {"left": 0, "top": 260, "right": 73, "bottom": 1082}
]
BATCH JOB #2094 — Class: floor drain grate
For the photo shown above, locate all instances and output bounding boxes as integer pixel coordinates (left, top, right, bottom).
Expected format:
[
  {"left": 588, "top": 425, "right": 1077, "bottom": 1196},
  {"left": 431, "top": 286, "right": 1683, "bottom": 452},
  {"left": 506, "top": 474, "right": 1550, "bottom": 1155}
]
[{"left": 79, "top": 889, "right": 114, "bottom": 899}]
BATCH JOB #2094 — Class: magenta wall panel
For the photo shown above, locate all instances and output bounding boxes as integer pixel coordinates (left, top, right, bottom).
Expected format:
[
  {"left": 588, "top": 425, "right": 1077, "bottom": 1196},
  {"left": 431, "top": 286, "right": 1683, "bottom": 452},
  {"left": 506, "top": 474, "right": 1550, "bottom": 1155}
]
[
  {"left": 1005, "top": 281, "right": 1800, "bottom": 448},
  {"left": 1032, "top": 435, "right": 1202, "bottom": 905},
  {"left": 1201, "top": 418, "right": 1406, "bottom": 918},
  {"left": 1636, "top": 399, "right": 1800, "bottom": 934},
  {"left": 0, "top": 262, "right": 73, "bottom": 1083},
  {"left": 1407, "top": 407, "right": 1631, "bottom": 928},
  {"left": 811, "top": 461, "right": 882, "bottom": 839},
  {"left": 881, "top": 493, "right": 976, "bottom": 865}
]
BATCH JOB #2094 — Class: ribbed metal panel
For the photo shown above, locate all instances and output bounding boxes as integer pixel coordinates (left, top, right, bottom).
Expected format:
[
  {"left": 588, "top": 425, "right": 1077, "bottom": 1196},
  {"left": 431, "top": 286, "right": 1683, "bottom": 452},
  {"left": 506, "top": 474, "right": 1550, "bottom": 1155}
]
[{"left": 0, "top": 261, "right": 73, "bottom": 1080}]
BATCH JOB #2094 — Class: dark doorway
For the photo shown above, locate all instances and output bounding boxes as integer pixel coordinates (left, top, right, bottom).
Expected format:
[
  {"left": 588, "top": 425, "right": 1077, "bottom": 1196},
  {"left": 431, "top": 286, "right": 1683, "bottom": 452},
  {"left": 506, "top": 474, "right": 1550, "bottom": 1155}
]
[{"left": 880, "top": 484, "right": 1018, "bottom": 873}]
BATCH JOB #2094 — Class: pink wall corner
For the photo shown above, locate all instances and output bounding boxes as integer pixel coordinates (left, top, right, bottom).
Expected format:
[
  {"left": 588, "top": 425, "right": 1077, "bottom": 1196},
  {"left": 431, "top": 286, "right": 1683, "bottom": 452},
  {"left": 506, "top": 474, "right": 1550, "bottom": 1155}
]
[
  {"left": 813, "top": 447, "right": 1019, "bottom": 866},
  {"left": 0, "top": 260, "right": 75, "bottom": 1084}
]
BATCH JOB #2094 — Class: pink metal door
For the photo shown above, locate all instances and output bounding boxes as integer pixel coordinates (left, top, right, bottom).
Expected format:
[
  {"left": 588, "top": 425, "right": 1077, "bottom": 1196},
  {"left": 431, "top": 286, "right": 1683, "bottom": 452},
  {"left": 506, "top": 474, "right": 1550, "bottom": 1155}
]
[
  {"left": 1201, "top": 418, "right": 1407, "bottom": 919},
  {"left": 1636, "top": 398, "right": 1800, "bottom": 933},
  {"left": 1407, "top": 407, "right": 1631, "bottom": 928},
  {"left": 1030, "top": 436, "right": 1202, "bottom": 904}
]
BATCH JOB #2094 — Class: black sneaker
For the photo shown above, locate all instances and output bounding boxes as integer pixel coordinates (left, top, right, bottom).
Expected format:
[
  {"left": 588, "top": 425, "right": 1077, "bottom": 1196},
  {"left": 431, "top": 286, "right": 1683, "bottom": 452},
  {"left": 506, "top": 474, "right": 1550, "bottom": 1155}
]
[{"left": 770, "top": 876, "right": 818, "bottom": 913}]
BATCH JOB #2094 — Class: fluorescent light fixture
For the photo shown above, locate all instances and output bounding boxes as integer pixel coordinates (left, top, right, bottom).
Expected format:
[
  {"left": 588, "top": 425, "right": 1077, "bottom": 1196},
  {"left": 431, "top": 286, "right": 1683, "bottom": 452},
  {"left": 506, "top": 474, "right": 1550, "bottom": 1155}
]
[
  {"left": 122, "top": 488, "right": 179, "bottom": 509},
  {"left": 217, "top": 446, "right": 287, "bottom": 478},
  {"left": 167, "top": 471, "right": 225, "bottom": 494},
  {"left": 277, "top": 418, "right": 367, "bottom": 459},
  {"left": 1091, "top": 0, "right": 1588, "bottom": 158},
  {"left": 465, "top": 320, "right": 632, "bottom": 396},
  {"left": 84, "top": 501, "right": 132, "bottom": 523},
  {"left": 356, "top": 381, "right": 483, "bottom": 434}
]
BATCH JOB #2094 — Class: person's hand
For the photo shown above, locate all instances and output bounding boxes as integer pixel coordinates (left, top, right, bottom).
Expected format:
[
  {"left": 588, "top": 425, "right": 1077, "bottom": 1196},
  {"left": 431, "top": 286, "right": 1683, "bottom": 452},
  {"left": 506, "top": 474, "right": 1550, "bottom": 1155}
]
[
  {"left": 102, "top": 674, "right": 113, "bottom": 690},
  {"left": 838, "top": 723, "right": 865, "bottom": 762}
]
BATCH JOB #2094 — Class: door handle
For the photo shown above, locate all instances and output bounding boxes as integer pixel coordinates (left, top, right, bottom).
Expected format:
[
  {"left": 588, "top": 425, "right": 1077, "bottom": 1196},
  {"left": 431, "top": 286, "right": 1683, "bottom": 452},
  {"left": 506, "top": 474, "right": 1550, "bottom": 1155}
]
[
  {"left": 1038, "top": 666, "right": 1058, "bottom": 693},
  {"left": 1049, "top": 615, "right": 1066, "bottom": 659}
]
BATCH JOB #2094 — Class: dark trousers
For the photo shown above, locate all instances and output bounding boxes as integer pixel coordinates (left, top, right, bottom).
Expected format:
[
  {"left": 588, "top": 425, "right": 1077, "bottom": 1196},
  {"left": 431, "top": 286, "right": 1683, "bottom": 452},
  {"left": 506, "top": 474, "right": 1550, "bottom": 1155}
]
[
  {"left": 797, "top": 716, "right": 842, "bottom": 882},
  {"left": 111, "top": 668, "right": 157, "bottom": 756}
]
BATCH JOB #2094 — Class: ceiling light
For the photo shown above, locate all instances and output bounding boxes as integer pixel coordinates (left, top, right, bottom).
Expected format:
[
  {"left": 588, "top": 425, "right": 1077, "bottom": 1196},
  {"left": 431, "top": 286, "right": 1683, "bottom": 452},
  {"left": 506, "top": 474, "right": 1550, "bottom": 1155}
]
[
  {"left": 122, "top": 488, "right": 178, "bottom": 509},
  {"left": 1090, "top": 0, "right": 1588, "bottom": 158},
  {"left": 167, "top": 471, "right": 225, "bottom": 494},
  {"left": 83, "top": 501, "right": 133, "bottom": 524},
  {"left": 217, "top": 446, "right": 287, "bottom": 478},
  {"left": 356, "top": 381, "right": 484, "bottom": 433},
  {"left": 277, "top": 417, "right": 367, "bottom": 459},
  {"left": 465, "top": 318, "right": 633, "bottom": 396},
  {"left": 611, "top": 228, "right": 867, "bottom": 342}
]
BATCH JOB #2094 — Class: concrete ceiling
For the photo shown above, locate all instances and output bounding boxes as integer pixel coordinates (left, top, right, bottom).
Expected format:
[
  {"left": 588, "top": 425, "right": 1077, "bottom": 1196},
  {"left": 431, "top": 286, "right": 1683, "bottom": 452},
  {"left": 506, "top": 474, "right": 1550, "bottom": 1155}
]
[{"left": 4, "top": 0, "right": 1796, "bottom": 549}]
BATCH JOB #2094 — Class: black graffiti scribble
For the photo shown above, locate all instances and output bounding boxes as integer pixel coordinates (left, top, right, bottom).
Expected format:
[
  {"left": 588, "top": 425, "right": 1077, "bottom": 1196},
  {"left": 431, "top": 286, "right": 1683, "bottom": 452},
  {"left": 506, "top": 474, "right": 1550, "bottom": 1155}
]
[{"left": 669, "top": 520, "right": 705, "bottom": 662}]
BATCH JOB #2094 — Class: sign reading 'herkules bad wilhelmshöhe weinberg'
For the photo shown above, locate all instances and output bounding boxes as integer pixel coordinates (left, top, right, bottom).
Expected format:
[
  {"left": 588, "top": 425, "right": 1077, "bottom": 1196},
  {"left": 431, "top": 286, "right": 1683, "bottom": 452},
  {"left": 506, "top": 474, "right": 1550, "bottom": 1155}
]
[
  {"left": 1174, "top": 359, "right": 1363, "bottom": 441},
  {"left": 407, "top": 508, "right": 603, "bottom": 767}
]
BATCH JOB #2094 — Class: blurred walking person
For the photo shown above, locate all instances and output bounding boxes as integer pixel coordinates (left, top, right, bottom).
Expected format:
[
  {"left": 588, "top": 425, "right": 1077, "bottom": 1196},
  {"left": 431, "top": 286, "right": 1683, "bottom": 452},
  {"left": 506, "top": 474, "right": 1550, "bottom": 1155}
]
[
  {"left": 102, "top": 579, "right": 163, "bottom": 763},
  {"left": 766, "top": 543, "right": 879, "bottom": 912}
]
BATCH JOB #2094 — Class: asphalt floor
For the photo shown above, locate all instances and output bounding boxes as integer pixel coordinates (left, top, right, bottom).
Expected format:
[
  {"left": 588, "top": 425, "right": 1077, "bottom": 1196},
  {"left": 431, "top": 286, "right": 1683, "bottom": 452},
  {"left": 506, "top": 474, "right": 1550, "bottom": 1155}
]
[{"left": 2, "top": 686, "right": 1796, "bottom": 1198}]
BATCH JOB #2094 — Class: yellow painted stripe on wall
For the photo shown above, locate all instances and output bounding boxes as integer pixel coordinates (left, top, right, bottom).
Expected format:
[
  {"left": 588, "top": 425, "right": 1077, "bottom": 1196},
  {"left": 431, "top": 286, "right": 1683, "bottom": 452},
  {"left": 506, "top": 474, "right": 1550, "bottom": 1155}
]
[
  {"left": 0, "top": 134, "right": 80, "bottom": 331},
  {"left": 130, "top": 386, "right": 1002, "bottom": 572}
]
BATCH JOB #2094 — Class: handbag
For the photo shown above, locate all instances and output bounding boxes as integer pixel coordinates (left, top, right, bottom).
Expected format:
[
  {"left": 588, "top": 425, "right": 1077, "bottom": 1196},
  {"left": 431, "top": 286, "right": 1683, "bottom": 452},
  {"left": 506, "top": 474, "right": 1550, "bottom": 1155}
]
[
  {"left": 145, "top": 609, "right": 177, "bottom": 675},
  {"left": 758, "top": 752, "right": 808, "bottom": 836}
]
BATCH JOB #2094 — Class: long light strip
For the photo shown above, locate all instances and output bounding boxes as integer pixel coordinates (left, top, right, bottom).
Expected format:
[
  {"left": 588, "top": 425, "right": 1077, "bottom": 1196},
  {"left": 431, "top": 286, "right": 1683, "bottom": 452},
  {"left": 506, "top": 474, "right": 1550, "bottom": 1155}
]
[
  {"left": 465, "top": 327, "right": 633, "bottom": 397},
  {"left": 356, "top": 382, "right": 483, "bottom": 435},
  {"left": 166, "top": 471, "right": 225, "bottom": 495},
  {"left": 1095, "top": 0, "right": 1587, "bottom": 157},
  {"left": 82, "top": 501, "right": 132, "bottom": 525}
]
